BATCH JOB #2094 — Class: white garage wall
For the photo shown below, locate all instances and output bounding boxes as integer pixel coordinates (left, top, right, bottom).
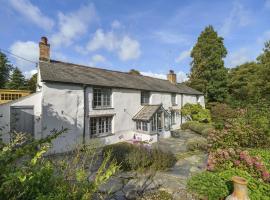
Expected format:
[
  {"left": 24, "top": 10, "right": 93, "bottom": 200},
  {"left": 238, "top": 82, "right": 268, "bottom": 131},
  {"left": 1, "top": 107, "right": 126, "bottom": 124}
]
[{"left": 0, "top": 92, "right": 42, "bottom": 143}]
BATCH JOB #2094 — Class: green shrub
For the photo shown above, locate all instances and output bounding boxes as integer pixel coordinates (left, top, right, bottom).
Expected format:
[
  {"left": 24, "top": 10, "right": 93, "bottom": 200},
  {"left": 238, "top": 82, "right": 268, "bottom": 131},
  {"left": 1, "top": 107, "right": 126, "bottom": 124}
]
[
  {"left": 218, "top": 168, "right": 270, "bottom": 200},
  {"left": 181, "top": 121, "right": 213, "bottom": 137},
  {"left": 181, "top": 103, "right": 211, "bottom": 123},
  {"left": 249, "top": 149, "right": 270, "bottom": 171},
  {"left": 187, "top": 171, "right": 229, "bottom": 200},
  {"left": 0, "top": 130, "right": 119, "bottom": 200},
  {"left": 103, "top": 142, "right": 176, "bottom": 171},
  {"left": 188, "top": 169, "right": 270, "bottom": 200},
  {"left": 186, "top": 137, "right": 208, "bottom": 151}
]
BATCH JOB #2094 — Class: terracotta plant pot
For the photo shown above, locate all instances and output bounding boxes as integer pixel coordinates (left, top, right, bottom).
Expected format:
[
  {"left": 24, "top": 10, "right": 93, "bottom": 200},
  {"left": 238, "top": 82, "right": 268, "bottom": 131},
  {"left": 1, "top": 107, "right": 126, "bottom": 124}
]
[{"left": 226, "top": 176, "right": 250, "bottom": 200}]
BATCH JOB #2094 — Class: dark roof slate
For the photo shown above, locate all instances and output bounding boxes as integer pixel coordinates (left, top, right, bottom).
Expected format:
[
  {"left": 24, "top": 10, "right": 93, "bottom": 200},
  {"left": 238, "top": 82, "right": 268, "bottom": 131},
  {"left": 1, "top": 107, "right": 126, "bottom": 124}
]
[
  {"left": 39, "top": 60, "right": 203, "bottom": 95},
  {"left": 133, "top": 105, "right": 161, "bottom": 121}
]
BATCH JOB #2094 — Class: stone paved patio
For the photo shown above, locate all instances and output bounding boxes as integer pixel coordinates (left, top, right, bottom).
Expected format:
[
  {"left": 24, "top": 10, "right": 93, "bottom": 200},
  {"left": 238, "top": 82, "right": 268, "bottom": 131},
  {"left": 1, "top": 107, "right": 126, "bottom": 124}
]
[{"left": 97, "top": 129, "right": 208, "bottom": 200}]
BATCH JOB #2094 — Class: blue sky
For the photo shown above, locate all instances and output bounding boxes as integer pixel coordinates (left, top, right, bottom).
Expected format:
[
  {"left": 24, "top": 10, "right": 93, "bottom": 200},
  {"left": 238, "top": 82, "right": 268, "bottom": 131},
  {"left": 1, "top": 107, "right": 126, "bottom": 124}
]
[{"left": 1, "top": 0, "right": 270, "bottom": 81}]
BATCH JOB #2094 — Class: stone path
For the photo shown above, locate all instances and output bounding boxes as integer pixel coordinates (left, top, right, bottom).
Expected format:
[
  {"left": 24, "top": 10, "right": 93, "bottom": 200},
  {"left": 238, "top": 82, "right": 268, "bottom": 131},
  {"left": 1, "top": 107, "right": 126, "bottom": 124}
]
[{"left": 97, "top": 130, "right": 207, "bottom": 200}]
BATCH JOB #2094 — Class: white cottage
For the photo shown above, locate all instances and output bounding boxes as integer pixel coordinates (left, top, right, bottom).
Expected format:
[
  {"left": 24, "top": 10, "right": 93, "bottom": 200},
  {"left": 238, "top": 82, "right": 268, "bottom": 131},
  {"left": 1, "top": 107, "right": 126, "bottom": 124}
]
[{"left": 0, "top": 37, "right": 204, "bottom": 153}]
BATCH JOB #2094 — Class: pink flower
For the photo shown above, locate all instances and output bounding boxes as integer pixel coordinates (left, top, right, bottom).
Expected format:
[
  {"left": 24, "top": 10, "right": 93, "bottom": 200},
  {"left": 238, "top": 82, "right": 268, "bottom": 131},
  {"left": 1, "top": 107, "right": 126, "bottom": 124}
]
[
  {"left": 234, "top": 160, "right": 240, "bottom": 166},
  {"left": 262, "top": 171, "right": 270, "bottom": 181}
]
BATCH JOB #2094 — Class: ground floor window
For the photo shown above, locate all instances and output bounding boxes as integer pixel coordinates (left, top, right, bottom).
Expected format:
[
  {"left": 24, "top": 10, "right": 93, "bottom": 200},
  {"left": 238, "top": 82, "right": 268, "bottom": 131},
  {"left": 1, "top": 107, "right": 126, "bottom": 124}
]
[
  {"left": 136, "top": 121, "right": 148, "bottom": 131},
  {"left": 90, "top": 116, "right": 112, "bottom": 137}
]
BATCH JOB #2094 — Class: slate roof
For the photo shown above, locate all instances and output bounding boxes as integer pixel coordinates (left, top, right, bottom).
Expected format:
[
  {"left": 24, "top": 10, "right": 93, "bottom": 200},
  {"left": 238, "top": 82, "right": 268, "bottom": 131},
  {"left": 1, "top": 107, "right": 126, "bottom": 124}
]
[
  {"left": 39, "top": 60, "right": 203, "bottom": 95},
  {"left": 133, "top": 105, "right": 161, "bottom": 121}
]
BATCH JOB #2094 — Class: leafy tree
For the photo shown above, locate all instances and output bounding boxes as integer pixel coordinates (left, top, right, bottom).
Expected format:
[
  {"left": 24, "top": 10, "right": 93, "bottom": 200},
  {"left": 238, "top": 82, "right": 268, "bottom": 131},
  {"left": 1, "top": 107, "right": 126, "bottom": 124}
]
[
  {"left": 26, "top": 73, "right": 37, "bottom": 93},
  {"left": 188, "top": 25, "right": 228, "bottom": 103},
  {"left": 0, "top": 51, "right": 13, "bottom": 88},
  {"left": 128, "top": 69, "right": 141, "bottom": 75},
  {"left": 6, "top": 67, "right": 26, "bottom": 89}
]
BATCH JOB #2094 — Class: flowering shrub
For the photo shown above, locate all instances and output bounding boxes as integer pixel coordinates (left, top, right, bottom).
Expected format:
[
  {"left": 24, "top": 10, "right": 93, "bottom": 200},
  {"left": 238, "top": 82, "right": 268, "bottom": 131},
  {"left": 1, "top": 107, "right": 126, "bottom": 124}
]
[{"left": 207, "top": 148, "right": 270, "bottom": 182}]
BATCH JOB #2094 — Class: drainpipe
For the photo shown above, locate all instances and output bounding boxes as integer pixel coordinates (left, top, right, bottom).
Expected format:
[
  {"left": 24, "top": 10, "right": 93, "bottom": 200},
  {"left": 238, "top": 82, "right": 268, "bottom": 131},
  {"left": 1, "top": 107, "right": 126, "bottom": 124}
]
[
  {"left": 82, "top": 85, "right": 87, "bottom": 145},
  {"left": 181, "top": 94, "right": 183, "bottom": 125}
]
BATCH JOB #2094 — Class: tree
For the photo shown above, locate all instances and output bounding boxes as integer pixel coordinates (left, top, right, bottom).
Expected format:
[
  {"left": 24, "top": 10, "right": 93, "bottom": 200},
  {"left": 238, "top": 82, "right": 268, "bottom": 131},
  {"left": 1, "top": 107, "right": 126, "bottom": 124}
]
[
  {"left": 6, "top": 67, "right": 26, "bottom": 89},
  {"left": 188, "top": 25, "right": 228, "bottom": 103},
  {"left": 26, "top": 73, "right": 37, "bottom": 93},
  {"left": 0, "top": 51, "right": 13, "bottom": 88},
  {"left": 128, "top": 69, "right": 141, "bottom": 75}
]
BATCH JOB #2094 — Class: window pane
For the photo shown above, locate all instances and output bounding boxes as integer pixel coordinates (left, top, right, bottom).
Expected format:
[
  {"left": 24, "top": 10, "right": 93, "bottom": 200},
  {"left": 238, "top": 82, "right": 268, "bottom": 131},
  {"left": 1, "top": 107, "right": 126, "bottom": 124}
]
[
  {"left": 90, "top": 116, "right": 112, "bottom": 137},
  {"left": 172, "top": 94, "right": 176, "bottom": 105},
  {"left": 141, "top": 91, "right": 150, "bottom": 104},
  {"left": 93, "top": 88, "right": 111, "bottom": 108}
]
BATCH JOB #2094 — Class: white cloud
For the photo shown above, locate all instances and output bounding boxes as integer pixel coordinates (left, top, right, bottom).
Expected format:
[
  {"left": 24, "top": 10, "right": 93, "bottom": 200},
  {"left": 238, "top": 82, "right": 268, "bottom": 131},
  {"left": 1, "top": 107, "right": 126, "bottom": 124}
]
[
  {"left": 89, "top": 54, "right": 107, "bottom": 66},
  {"left": 9, "top": 0, "right": 54, "bottom": 30},
  {"left": 87, "top": 29, "right": 141, "bottom": 61},
  {"left": 226, "top": 48, "right": 252, "bottom": 67},
  {"left": 9, "top": 41, "right": 38, "bottom": 71},
  {"left": 111, "top": 20, "right": 122, "bottom": 29},
  {"left": 141, "top": 71, "right": 187, "bottom": 83},
  {"left": 24, "top": 69, "right": 37, "bottom": 79},
  {"left": 220, "top": 2, "right": 251, "bottom": 36},
  {"left": 51, "top": 3, "right": 97, "bottom": 47},
  {"left": 154, "top": 31, "right": 190, "bottom": 45},
  {"left": 118, "top": 36, "right": 141, "bottom": 61},
  {"left": 175, "top": 48, "right": 191, "bottom": 63}
]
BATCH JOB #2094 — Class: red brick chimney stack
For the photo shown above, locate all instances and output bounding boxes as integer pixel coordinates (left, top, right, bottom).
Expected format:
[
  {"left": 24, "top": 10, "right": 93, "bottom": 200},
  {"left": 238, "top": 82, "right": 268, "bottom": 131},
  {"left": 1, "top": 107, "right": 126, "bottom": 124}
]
[
  {"left": 39, "top": 36, "right": 50, "bottom": 62},
  {"left": 167, "top": 70, "right": 177, "bottom": 84}
]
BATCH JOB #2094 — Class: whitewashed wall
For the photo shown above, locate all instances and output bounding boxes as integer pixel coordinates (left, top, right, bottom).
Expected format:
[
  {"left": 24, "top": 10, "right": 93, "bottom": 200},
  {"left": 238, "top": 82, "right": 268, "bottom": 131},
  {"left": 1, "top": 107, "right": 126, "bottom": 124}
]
[
  {"left": 41, "top": 82, "right": 84, "bottom": 153},
  {"left": 0, "top": 92, "right": 42, "bottom": 143}
]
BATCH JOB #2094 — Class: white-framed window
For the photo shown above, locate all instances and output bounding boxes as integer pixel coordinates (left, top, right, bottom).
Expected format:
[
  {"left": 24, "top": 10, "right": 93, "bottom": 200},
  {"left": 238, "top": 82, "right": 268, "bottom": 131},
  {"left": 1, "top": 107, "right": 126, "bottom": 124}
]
[
  {"left": 90, "top": 116, "right": 112, "bottom": 137},
  {"left": 136, "top": 121, "right": 148, "bottom": 131},
  {"left": 171, "top": 93, "right": 176, "bottom": 105},
  {"left": 93, "top": 88, "right": 111, "bottom": 108},
  {"left": 151, "top": 116, "right": 157, "bottom": 132},
  {"left": 141, "top": 91, "right": 150, "bottom": 105}
]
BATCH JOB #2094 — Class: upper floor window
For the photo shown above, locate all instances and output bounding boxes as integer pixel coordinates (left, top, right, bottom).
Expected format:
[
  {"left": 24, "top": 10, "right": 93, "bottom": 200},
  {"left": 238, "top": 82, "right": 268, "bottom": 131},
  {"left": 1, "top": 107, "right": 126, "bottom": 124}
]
[
  {"left": 141, "top": 91, "right": 150, "bottom": 105},
  {"left": 93, "top": 88, "right": 111, "bottom": 108},
  {"left": 171, "top": 94, "right": 176, "bottom": 105}
]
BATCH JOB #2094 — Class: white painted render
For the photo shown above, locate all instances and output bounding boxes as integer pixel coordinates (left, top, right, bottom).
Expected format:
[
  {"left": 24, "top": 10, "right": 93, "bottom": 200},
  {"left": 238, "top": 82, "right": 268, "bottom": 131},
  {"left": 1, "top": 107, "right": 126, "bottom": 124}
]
[{"left": 0, "top": 69, "right": 205, "bottom": 154}]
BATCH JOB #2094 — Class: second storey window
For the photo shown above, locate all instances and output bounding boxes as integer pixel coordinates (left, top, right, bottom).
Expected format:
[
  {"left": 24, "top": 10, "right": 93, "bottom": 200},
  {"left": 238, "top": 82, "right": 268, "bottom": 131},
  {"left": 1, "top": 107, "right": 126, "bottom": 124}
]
[
  {"left": 141, "top": 91, "right": 150, "bottom": 105},
  {"left": 171, "top": 93, "right": 176, "bottom": 105},
  {"left": 93, "top": 88, "right": 111, "bottom": 108}
]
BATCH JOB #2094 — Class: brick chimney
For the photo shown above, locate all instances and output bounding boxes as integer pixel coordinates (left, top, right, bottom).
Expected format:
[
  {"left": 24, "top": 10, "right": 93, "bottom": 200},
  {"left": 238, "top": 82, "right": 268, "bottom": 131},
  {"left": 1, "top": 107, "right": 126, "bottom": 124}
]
[
  {"left": 167, "top": 70, "right": 177, "bottom": 84},
  {"left": 39, "top": 36, "right": 50, "bottom": 62}
]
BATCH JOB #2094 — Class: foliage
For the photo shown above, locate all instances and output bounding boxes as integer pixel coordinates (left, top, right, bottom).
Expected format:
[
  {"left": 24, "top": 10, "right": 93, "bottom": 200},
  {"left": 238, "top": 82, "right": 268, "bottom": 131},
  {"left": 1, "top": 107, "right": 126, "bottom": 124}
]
[
  {"left": 187, "top": 171, "right": 229, "bottom": 200},
  {"left": 181, "top": 103, "right": 211, "bottom": 123},
  {"left": 181, "top": 121, "right": 213, "bottom": 137},
  {"left": 128, "top": 69, "right": 141, "bottom": 75},
  {"left": 0, "top": 51, "right": 13, "bottom": 88},
  {"left": 188, "top": 25, "right": 228, "bottom": 102},
  {"left": 186, "top": 137, "right": 208, "bottom": 151},
  {"left": 188, "top": 169, "right": 270, "bottom": 200},
  {"left": 207, "top": 148, "right": 270, "bottom": 182},
  {"left": 140, "top": 190, "right": 173, "bottom": 200},
  {"left": 0, "top": 130, "right": 119, "bottom": 200},
  {"left": 6, "top": 67, "right": 26, "bottom": 90},
  {"left": 249, "top": 149, "right": 270, "bottom": 172},
  {"left": 103, "top": 142, "right": 176, "bottom": 171},
  {"left": 208, "top": 102, "right": 237, "bottom": 128},
  {"left": 208, "top": 106, "right": 270, "bottom": 150},
  {"left": 26, "top": 73, "right": 37, "bottom": 93}
]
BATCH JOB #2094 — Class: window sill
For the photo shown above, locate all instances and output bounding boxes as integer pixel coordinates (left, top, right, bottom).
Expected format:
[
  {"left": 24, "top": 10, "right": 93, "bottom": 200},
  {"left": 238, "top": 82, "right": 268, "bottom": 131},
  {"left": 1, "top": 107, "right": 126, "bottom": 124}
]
[
  {"left": 92, "top": 107, "right": 114, "bottom": 110},
  {"left": 172, "top": 104, "right": 178, "bottom": 106},
  {"left": 91, "top": 133, "right": 113, "bottom": 138}
]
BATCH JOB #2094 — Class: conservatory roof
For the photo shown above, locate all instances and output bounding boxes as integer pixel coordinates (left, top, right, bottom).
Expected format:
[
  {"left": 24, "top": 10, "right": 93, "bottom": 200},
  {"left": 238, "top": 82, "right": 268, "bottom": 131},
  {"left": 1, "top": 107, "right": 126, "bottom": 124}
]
[{"left": 133, "top": 104, "right": 162, "bottom": 121}]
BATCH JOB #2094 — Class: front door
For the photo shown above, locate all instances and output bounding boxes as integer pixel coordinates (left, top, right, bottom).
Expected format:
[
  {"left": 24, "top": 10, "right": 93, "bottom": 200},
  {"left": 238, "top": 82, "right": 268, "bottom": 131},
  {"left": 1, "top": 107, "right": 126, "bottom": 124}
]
[{"left": 10, "top": 106, "right": 34, "bottom": 136}]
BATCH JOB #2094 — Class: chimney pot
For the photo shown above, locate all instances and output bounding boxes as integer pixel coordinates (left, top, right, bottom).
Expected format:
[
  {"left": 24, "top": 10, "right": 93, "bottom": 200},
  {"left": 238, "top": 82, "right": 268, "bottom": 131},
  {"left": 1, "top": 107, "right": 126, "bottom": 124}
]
[
  {"left": 39, "top": 36, "right": 50, "bottom": 62},
  {"left": 167, "top": 69, "right": 177, "bottom": 84}
]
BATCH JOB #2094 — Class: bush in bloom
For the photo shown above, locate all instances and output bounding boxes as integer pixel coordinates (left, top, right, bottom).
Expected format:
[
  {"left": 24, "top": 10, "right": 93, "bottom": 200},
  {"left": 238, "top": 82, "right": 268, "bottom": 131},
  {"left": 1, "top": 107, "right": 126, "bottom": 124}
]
[{"left": 207, "top": 148, "right": 270, "bottom": 182}]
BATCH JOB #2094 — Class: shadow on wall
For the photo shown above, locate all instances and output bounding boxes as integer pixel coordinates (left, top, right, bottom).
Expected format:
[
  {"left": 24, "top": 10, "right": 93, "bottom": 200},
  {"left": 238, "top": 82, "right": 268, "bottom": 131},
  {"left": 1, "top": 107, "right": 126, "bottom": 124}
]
[{"left": 42, "top": 101, "right": 84, "bottom": 154}]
